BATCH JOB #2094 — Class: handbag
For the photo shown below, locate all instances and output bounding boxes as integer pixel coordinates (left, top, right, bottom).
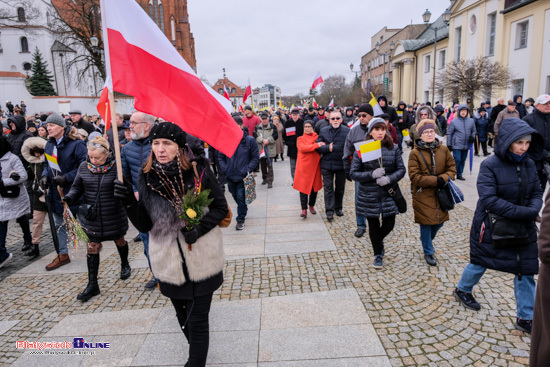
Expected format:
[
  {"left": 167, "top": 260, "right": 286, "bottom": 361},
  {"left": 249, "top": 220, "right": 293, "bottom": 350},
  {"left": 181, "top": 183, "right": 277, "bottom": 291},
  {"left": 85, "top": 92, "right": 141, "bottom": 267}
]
[
  {"left": 486, "top": 167, "right": 529, "bottom": 248},
  {"left": 385, "top": 184, "right": 407, "bottom": 213},
  {"left": 191, "top": 162, "right": 232, "bottom": 227},
  {"left": 243, "top": 172, "right": 256, "bottom": 205},
  {"left": 78, "top": 174, "right": 105, "bottom": 221},
  {"left": 418, "top": 150, "right": 455, "bottom": 212},
  {"left": 0, "top": 185, "right": 20, "bottom": 198}
]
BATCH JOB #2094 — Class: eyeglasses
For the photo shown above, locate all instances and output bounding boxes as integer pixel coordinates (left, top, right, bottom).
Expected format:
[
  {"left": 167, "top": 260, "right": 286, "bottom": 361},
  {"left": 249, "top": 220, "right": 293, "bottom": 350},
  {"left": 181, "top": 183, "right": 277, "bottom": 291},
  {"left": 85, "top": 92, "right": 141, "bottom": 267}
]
[
  {"left": 304, "top": 125, "right": 313, "bottom": 128},
  {"left": 330, "top": 117, "right": 342, "bottom": 121},
  {"left": 420, "top": 114, "right": 429, "bottom": 117},
  {"left": 358, "top": 113, "right": 369, "bottom": 118},
  {"left": 129, "top": 121, "right": 146, "bottom": 125},
  {"left": 421, "top": 130, "right": 435, "bottom": 135}
]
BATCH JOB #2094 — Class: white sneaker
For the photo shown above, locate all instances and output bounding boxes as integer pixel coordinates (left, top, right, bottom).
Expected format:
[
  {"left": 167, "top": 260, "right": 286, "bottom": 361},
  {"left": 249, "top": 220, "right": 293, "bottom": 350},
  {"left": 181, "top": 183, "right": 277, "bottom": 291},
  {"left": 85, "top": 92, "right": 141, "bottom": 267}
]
[{"left": 0, "top": 253, "right": 13, "bottom": 269}]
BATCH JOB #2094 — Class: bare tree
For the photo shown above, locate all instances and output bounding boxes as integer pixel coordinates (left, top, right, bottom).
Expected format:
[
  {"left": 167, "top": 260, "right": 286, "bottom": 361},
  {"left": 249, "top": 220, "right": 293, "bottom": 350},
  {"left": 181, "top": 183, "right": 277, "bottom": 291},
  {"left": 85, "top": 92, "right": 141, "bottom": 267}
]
[
  {"left": 433, "top": 57, "right": 512, "bottom": 105},
  {"left": 0, "top": 0, "right": 40, "bottom": 29},
  {"left": 281, "top": 93, "right": 305, "bottom": 107}
]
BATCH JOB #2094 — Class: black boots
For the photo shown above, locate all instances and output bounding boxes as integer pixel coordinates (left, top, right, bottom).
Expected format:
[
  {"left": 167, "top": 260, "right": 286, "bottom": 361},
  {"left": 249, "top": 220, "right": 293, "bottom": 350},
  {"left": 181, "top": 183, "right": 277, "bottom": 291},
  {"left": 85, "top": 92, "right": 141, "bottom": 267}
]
[
  {"left": 77, "top": 254, "right": 100, "bottom": 302},
  {"left": 25, "top": 244, "right": 40, "bottom": 260},
  {"left": 22, "top": 235, "right": 32, "bottom": 252},
  {"left": 117, "top": 242, "right": 131, "bottom": 280}
]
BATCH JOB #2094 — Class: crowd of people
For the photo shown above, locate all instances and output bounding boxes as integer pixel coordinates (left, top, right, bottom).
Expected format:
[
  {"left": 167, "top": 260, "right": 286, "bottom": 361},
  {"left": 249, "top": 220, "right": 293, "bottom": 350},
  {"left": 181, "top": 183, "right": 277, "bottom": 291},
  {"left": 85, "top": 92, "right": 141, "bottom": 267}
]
[{"left": 1, "top": 92, "right": 550, "bottom": 366}]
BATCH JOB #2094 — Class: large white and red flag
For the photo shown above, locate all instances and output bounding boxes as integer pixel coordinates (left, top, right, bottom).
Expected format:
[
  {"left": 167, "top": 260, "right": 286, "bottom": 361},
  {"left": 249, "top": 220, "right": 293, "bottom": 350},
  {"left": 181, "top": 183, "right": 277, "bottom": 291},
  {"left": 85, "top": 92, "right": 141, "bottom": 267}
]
[
  {"left": 243, "top": 78, "right": 252, "bottom": 104},
  {"left": 100, "top": 0, "right": 241, "bottom": 156},
  {"left": 311, "top": 71, "right": 323, "bottom": 90},
  {"left": 223, "top": 85, "right": 230, "bottom": 100},
  {"left": 96, "top": 76, "right": 112, "bottom": 131}
]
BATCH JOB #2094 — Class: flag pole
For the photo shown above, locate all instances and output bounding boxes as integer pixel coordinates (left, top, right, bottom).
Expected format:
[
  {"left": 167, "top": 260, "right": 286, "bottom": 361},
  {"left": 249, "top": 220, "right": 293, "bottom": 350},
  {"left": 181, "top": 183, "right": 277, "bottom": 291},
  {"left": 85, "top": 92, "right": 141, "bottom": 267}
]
[{"left": 100, "top": 0, "right": 123, "bottom": 181}]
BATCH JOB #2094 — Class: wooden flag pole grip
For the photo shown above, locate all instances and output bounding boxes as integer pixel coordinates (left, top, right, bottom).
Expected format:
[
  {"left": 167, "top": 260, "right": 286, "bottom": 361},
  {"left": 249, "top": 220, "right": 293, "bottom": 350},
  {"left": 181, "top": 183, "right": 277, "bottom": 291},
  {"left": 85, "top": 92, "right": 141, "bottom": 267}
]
[{"left": 108, "top": 90, "right": 124, "bottom": 181}]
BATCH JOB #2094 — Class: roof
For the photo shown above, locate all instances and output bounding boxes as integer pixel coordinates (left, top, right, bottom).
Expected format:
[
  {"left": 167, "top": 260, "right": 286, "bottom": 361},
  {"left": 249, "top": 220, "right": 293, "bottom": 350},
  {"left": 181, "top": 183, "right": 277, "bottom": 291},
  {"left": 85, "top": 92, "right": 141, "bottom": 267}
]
[
  {"left": 501, "top": 0, "right": 538, "bottom": 14},
  {"left": 0, "top": 71, "right": 27, "bottom": 78},
  {"left": 51, "top": 40, "right": 76, "bottom": 53},
  {"left": 399, "top": 14, "right": 449, "bottom": 52}
]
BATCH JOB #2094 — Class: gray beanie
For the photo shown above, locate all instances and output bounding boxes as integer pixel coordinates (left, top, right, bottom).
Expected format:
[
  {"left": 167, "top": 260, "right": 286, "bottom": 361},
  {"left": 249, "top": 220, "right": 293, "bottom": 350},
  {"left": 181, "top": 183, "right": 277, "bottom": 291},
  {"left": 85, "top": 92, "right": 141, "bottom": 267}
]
[{"left": 45, "top": 113, "right": 66, "bottom": 127}]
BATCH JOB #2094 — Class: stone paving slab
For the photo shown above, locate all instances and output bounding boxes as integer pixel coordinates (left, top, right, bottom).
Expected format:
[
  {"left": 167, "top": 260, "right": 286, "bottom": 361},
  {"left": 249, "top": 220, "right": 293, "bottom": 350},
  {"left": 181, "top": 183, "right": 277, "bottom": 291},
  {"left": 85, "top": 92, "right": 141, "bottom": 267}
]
[
  {"left": 264, "top": 240, "right": 336, "bottom": 256},
  {"left": 0, "top": 320, "right": 19, "bottom": 335},
  {"left": 257, "top": 357, "right": 392, "bottom": 366}
]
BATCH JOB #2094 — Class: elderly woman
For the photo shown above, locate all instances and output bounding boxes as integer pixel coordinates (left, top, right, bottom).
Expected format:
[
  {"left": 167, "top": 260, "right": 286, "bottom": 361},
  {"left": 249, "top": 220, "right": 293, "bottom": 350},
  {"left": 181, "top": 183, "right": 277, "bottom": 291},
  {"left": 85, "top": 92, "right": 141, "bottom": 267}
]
[
  {"left": 453, "top": 118, "right": 542, "bottom": 335},
  {"left": 114, "top": 122, "right": 228, "bottom": 366},
  {"left": 293, "top": 120, "right": 323, "bottom": 217},
  {"left": 408, "top": 120, "right": 456, "bottom": 266},
  {"left": 0, "top": 136, "right": 30, "bottom": 268},
  {"left": 63, "top": 136, "right": 129, "bottom": 302},
  {"left": 273, "top": 114, "right": 284, "bottom": 162},
  {"left": 350, "top": 117, "right": 406, "bottom": 269}
]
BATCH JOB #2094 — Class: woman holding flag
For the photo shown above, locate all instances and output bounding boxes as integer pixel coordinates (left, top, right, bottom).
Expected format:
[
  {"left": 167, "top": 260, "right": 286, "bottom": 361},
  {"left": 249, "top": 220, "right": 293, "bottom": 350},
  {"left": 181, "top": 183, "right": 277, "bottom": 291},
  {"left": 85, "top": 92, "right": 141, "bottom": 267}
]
[
  {"left": 408, "top": 119, "right": 456, "bottom": 266},
  {"left": 350, "top": 118, "right": 406, "bottom": 269}
]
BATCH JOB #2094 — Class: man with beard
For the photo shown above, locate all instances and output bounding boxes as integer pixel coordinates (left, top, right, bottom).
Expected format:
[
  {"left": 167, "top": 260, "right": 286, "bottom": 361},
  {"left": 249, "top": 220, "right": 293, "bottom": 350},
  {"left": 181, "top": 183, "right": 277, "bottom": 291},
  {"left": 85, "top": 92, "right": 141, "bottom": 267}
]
[{"left": 120, "top": 111, "right": 158, "bottom": 290}]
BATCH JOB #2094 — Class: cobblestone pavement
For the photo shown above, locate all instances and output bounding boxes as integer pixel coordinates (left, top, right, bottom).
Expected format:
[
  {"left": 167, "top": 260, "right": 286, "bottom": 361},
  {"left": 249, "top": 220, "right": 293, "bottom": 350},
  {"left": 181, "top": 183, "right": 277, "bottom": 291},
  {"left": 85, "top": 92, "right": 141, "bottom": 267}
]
[{"left": 0, "top": 146, "right": 533, "bottom": 366}]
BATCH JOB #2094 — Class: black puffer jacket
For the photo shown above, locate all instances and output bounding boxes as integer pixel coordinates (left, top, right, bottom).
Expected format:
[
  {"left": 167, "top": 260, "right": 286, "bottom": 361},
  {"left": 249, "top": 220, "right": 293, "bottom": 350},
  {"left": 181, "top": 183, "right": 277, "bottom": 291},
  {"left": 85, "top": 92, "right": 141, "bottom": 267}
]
[
  {"left": 524, "top": 107, "right": 550, "bottom": 170},
  {"left": 65, "top": 156, "right": 128, "bottom": 242},
  {"left": 350, "top": 145, "right": 405, "bottom": 218},
  {"left": 6, "top": 115, "right": 33, "bottom": 166},
  {"left": 317, "top": 125, "right": 350, "bottom": 171}
]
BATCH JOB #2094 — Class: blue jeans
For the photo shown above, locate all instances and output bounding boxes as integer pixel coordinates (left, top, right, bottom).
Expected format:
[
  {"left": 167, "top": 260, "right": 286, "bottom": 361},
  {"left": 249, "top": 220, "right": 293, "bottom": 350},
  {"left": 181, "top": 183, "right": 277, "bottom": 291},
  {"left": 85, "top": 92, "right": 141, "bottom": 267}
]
[
  {"left": 355, "top": 181, "right": 366, "bottom": 229},
  {"left": 53, "top": 213, "right": 68, "bottom": 255},
  {"left": 419, "top": 223, "right": 443, "bottom": 255},
  {"left": 139, "top": 231, "right": 153, "bottom": 274},
  {"left": 227, "top": 180, "right": 247, "bottom": 222},
  {"left": 457, "top": 263, "right": 536, "bottom": 320},
  {"left": 397, "top": 130, "right": 403, "bottom": 150},
  {"left": 452, "top": 149, "right": 468, "bottom": 177}
]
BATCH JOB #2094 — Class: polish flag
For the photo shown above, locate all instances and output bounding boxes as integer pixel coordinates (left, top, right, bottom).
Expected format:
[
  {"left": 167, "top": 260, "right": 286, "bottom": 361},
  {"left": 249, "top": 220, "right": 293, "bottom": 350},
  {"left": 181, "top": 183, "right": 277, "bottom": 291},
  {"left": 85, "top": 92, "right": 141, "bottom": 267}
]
[
  {"left": 311, "top": 71, "right": 323, "bottom": 90},
  {"left": 285, "top": 126, "right": 296, "bottom": 136},
  {"left": 243, "top": 79, "right": 252, "bottom": 104},
  {"left": 96, "top": 77, "right": 112, "bottom": 131},
  {"left": 223, "top": 85, "right": 230, "bottom": 100},
  {"left": 328, "top": 98, "right": 334, "bottom": 107},
  {"left": 312, "top": 98, "right": 318, "bottom": 108},
  {"left": 259, "top": 148, "right": 266, "bottom": 158},
  {"left": 100, "top": 0, "right": 241, "bottom": 157}
]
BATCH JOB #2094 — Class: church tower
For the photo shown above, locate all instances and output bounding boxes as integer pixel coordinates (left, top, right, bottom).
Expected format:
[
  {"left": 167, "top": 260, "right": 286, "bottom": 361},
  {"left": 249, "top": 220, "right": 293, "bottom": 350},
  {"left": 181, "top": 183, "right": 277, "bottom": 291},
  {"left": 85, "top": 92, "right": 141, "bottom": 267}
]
[{"left": 136, "top": 0, "right": 197, "bottom": 71}]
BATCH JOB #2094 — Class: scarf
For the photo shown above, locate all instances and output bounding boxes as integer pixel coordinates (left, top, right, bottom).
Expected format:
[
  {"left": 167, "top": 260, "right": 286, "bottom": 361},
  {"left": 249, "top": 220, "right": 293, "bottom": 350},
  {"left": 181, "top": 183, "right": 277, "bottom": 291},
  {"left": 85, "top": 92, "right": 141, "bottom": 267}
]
[
  {"left": 507, "top": 150, "right": 526, "bottom": 162},
  {"left": 416, "top": 140, "right": 439, "bottom": 150},
  {"left": 87, "top": 159, "right": 115, "bottom": 174},
  {"left": 146, "top": 159, "right": 188, "bottom": 201}
]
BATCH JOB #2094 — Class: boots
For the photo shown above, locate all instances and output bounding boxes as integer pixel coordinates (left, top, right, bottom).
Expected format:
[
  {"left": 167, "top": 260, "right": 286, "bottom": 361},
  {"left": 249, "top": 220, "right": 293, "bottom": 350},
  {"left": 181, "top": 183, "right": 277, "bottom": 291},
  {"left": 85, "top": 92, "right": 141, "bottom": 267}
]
[
  {"left": 22, "top": 234, "right": 32, "bottom": 252},
  {"left": 117, "top": 242, "right": 131, "bottom": 280},
  {"left": 77, "top": 254, "right": 100, "bottom": 302},
  {"left": 25, "top": 244, "right": 40, "bottom": 260},
  {"left": 280, "top": 154, "right": 284, "bottom": 161}
]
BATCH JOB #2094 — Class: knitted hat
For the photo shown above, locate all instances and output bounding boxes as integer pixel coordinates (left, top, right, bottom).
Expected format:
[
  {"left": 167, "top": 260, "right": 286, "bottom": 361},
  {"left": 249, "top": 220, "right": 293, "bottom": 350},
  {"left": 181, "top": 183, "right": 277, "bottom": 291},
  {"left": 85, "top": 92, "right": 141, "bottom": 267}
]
[
  {"left": 357, "top": 103, "right": 374, "bottom": 116},
  {"left": 150, "top": 121, "right": 187, "bottom": 148},
  {"left": 366, "top": 117, "right": 386, "bottom": 136},
  {"left": 516, "top": 134, "right": 532, "bottom": 142},
  {"left": 417, "top": 121, "right": 437, "bottom": 136},
  {"left": 45, "top": 113, "right": 66, "bottom": 127}
]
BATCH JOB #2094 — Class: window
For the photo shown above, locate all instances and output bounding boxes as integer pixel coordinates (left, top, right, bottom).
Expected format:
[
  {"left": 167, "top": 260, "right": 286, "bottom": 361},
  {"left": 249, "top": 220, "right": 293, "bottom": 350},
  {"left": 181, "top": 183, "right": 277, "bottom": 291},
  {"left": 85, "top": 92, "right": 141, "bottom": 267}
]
[
  {"left": 487, "top": 13, "right": 496, "bottom": 56},
  {"left": 17, "top": 7, "right": 25, "bottom": 22},
  {"left": 170, "top": 17, "right": 176, "bottom": 41},
  {"left": 455, "top": 27, "right": 462, "bottom": 61},
  {"left": 148, "top": 0, "right": 164, "bottom": 32},
  {"left": 439, "top": 50, "right": 446, "bottom": 69},
  {"left": 546, "top": 76, "right": 550, "bottom": 94},
  {"left": 516, "top": 21, "right": 528, "bottom": 49},
  {"left": 23, "top": 62, "right": 31, "bottom": 71},
  {"left": 512, "top": 79, "right": 524, "bottom": 96},
  {"left": 424, "top": 55, "right": 431, "bottom": 73},
  {"left": 424, "top": 91, "right": 430, "bottom": 103},
  {"left": 218, "top": 88, "right": 223, "bottom": 94},
  {"left": 89, "top": 6, "right": 100, "bottom": 38},
  {"left": 20, "top": 37, "right": 28, "bottom": 53},
  {"left": 231, "top": 88, "right": 236, "bottom": 93}
]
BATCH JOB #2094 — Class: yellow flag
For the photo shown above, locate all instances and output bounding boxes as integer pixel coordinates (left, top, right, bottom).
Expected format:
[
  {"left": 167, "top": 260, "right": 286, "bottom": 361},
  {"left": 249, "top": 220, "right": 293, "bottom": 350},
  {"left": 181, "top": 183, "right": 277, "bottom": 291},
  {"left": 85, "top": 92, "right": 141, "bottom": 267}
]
[{"left": 369, "top": 92, "right": 377, "bottom": 107}]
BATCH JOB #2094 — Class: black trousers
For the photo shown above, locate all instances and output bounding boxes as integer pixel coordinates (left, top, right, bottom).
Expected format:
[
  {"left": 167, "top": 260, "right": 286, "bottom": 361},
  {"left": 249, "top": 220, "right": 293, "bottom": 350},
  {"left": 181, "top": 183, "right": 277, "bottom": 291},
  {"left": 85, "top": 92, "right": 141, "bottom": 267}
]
[
  {"left": 474, "top": 141, "right": 488, "bottom": 155},
  {"left": 170, "top": 293, "right": 214, "bottom": 367},
  {"left": 299, "top": 189, "right": 318, "bottom": 210},
  {"left": 366, "top": 215, "right": 396, "bottom": 256},
  {"left": 260, "top": 157, "right": 274, "bottom": 183},
  {"left": 321, "top": 169, "right": 346, "bottom": 214}
]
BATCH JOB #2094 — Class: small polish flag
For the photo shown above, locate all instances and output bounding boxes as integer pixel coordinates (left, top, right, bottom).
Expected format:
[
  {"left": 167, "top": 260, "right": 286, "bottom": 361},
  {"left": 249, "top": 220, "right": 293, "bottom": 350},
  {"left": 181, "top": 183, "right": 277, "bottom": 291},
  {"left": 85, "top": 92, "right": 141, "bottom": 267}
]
[
  {"left": 311, "top": 71, "right": 323, "bottom": 90},
  {"left": 285, "top": 126, "right": 296, "bottom": 136},
  {"left": 328, "top": 98, "right": 334, "bottom": 107},
  {"left": 96, "top": 77, "right": 112, "bottom": 131},
  {"left": 348, "top": 119, "right": 357, "bottom": 128},
  {"left": 223, "top": 85, "right": 230, "bottom": 101},
  {"left": 243, "top": 78, "right": 251, "bottom": 104},
  {"left": 260, "top": 148, "right": 266, "bottom": 158},
  {"left": 312, "top": 98, "right": 318, "bottom": 108}
]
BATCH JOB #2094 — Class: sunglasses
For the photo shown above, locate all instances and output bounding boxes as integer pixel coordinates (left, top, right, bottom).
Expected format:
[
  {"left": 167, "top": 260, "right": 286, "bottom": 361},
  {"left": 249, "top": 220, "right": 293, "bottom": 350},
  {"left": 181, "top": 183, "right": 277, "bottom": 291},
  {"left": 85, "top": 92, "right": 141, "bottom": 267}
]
[
  {"left": 358, "top": 113, "right": 369, "bottom": 118},
  {"left": 330, "top": 117, "right": 342, "bottom": 121}
]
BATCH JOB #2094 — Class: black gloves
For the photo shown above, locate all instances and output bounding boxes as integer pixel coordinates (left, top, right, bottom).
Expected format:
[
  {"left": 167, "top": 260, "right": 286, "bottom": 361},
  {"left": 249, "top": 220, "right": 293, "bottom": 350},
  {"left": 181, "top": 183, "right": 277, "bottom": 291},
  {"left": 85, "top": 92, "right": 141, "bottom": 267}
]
[
  {"left": 53, "top": 175, "right": 67, "bottom": 186},
  {"left": 346, "top": 172, "right": 352, "bottom": 182},
  {"left": 39, "top": 175, "right": 50, "bottom": 189},
  {"left": 114, "top": 177, "right": 136, "bottom": 206},
  {"left": 62, "top": 196, "right": 73, "bottom": 206},
  {"left": 447, "top": 146, "right": 453, "bottom": 152},
  {"left": 181, "top": 227, "right": 199, "bottom": 245},
  {"left": 437, "top": 177, "right": 446, "bottom": 189},
  {"left": 9, "top": 172, "right": 20, "bottom": 181},
  {"left": 468, "top": 136, "right": 476, "bottom": 144}
]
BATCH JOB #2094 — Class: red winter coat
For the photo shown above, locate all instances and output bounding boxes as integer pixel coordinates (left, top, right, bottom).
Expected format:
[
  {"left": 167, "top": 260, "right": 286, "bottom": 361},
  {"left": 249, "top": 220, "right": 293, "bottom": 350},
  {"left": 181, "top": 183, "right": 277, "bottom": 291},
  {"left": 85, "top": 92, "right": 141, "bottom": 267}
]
[
  {"left": 293, "top": 133, "right": 323, "bottom": 195},
  {"left": 387, "top": 123, "right": 399, "bottom": 144}
]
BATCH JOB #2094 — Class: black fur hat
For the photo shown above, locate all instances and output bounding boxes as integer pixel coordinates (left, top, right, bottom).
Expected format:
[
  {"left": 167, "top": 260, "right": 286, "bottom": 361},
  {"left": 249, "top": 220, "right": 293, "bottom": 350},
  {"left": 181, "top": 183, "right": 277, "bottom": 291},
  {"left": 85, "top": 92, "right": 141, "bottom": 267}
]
[{"left": 150, "top": 122, "right": 187, "bottom": 148}]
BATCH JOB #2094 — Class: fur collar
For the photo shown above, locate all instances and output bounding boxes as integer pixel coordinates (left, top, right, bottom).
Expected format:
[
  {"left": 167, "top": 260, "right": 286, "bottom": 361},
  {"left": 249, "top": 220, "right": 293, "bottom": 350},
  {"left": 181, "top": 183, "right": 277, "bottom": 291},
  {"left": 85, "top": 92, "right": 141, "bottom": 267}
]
[{"left": 21, "top": 137, "right": 47, "bottom": 164}]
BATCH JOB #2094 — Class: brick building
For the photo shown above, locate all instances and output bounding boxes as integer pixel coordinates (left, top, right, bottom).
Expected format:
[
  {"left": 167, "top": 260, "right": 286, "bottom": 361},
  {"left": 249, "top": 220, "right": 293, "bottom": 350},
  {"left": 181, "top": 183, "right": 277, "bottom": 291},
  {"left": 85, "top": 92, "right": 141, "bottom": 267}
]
[{"left": 212, "top": 77, "right": 245, "bottom": 107}]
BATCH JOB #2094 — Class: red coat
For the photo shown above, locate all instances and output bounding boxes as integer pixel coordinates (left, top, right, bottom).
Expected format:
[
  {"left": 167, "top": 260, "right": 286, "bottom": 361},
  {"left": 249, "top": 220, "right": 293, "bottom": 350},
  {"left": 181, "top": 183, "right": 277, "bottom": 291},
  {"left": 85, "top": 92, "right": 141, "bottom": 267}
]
[
  {"left": 293, "top": 133, "right": 323, "bottom": 195},
  {"left": 388, "top": 123, "right": 399, "bottom": 144}
]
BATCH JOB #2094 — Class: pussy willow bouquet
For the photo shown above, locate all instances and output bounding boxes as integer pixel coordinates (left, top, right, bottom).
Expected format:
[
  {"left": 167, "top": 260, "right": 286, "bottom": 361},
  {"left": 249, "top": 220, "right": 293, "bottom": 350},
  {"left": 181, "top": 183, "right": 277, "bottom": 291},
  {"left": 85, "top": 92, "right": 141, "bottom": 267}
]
[{"left": 180, "top": 187, "right": 214, "bottom": 230}]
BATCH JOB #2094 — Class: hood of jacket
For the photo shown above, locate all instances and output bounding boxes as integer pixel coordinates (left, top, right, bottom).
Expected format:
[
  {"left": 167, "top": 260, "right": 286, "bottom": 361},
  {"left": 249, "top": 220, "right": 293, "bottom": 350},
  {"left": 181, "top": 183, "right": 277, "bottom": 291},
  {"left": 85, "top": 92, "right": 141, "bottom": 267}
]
[
  {"left": 396, "top": 101, "right": 406, "bottom": 111},
  {"left": 494, "top": 118, "right": 542, "bottom": 160},
  {"left": 7, "top": 115, "right": 26, "bottom": 134},
  {"left": 513, "top": 94, "right": 523, "bottom": 105},
  {"left": 21, "top": 136, "right": 47, "bottom": 164},
  {"left": 415, "top": 105, "right": 436, "bottom": 123},
  {"left": 433, "top": 105, "right": 445, "bottom": 113}
]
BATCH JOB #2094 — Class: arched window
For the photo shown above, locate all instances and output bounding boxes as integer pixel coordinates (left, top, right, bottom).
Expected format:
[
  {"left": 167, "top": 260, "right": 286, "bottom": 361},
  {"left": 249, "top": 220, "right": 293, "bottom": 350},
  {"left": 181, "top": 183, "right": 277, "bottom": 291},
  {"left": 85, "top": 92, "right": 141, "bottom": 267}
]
[
  {"left": 20, "top": 37, "right": 28, "bottom": 53},
  {"left": 148, "top": 0, "right": 164, "bottom": 32},
  {"left": 218, "top": 88, "right": 223, "bottom": 94},
  {"left": 231, "top": 88, "right": 236, "bottom": 93},
  {"left": 170, "top": 16, "right": 176, "bottom": 41},
  {"left": 89, "top": 6, "right": 100, "bottom": 38},
  {"left": 159, "top": 2, "right": 165, "bottom": 32},
  {"left": 17, "top": 7, "right": 25, "bottom": 22}
]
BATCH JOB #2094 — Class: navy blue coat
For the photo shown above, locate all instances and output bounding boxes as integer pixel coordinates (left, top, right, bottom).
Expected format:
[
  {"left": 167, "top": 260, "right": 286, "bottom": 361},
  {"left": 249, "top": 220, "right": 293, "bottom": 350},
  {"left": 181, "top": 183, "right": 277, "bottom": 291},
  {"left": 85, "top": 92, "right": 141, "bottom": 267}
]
[
  {"left": 469, "top": 118, "right": 543, "bottom": 275},
  {"left": 219, "top": 130, "right": 259, "bottom": 182},
  {"left": 316, "top": 125, "right": 350, "bottom": 171},
  {"left": 42, "top": 127, "right": 88, "bottom": 215},
  {"left": 121, "top": 136, "right": 151, "bottom": 192},
  {"left": 474, "top": 114, "right": 490, "bottom": 143},
  {"left": 350, "top": 144, "right": 405, "bottom": 218}
]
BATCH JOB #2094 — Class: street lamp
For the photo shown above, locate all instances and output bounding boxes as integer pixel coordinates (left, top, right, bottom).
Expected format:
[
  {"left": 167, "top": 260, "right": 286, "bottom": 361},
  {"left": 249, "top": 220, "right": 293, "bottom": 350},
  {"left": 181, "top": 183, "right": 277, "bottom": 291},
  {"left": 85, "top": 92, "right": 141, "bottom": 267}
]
[
  {"left": 375, "top": 41, "right": 395, "bottom": 96},
  {"left": 423, "top": 8, "right": 451, "bottom": 106}
]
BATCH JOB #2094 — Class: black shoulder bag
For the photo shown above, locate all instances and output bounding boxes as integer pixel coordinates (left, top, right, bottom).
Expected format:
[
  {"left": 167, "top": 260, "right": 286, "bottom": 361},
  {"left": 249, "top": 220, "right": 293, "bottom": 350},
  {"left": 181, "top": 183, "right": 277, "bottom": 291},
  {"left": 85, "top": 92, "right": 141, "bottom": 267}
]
[
  {"left": 79, "top": 174, "right": 105, "bottom": 221},
  {"left": 487, "top": 165, "right": 529, "bottom": 248},
  {"left": 418, "top": 150, "right": 454, "bottom": 212}
]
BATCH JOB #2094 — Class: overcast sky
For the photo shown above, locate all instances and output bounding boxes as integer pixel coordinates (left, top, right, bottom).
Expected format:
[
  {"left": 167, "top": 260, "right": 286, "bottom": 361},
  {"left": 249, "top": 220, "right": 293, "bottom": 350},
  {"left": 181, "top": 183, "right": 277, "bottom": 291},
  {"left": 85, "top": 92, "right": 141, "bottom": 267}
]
[{"left": 188, "top": 0, "right": 450, "bottom": 96}]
